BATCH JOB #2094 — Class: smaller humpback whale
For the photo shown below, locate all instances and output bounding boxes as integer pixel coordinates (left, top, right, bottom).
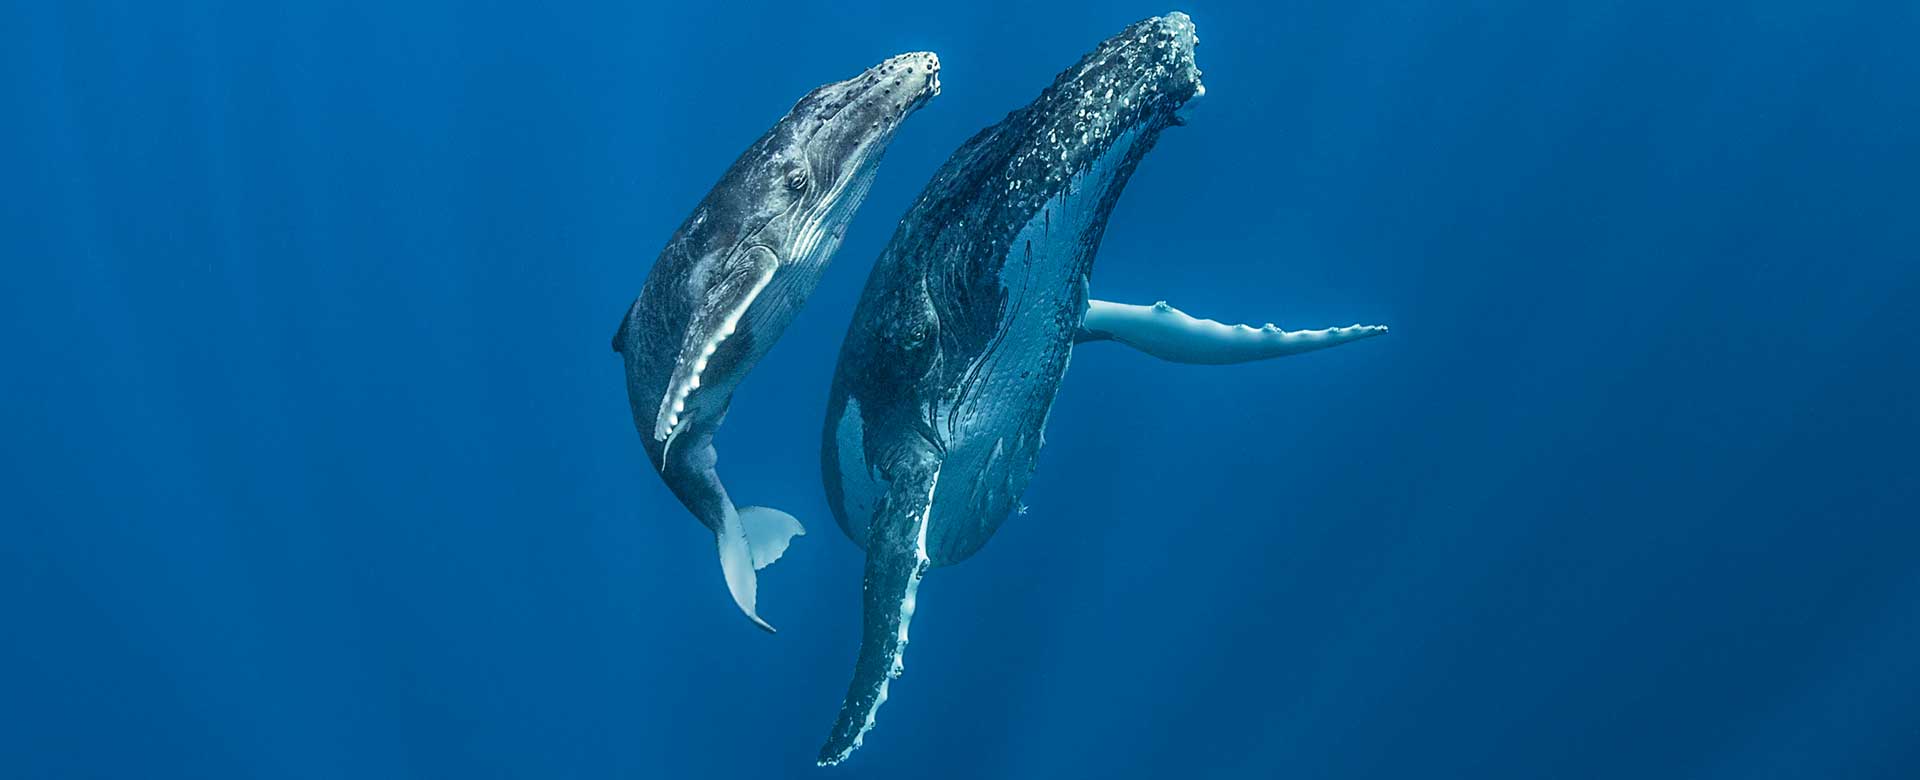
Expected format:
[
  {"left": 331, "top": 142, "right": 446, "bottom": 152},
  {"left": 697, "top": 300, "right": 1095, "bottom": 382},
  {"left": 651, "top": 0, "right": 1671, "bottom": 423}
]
[
  {"left": 816, "top": 13, "right": 1384, "bottom": 762},
  {"left": 612, "top": 52, "right": 941, "bottom": 632}
]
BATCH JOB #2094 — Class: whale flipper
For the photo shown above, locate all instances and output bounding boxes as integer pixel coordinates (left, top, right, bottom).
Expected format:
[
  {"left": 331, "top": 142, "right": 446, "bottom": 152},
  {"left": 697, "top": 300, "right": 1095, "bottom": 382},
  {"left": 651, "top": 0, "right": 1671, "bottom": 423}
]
[
  {"left": 818, "top": 466, "right": 941, "bottom": 766},
  {"left": 653, "top": 245, "right": 780, "bottom": 451},
  {"left": 1076, "top": 299, "right": 1387, "bottom": 364}
]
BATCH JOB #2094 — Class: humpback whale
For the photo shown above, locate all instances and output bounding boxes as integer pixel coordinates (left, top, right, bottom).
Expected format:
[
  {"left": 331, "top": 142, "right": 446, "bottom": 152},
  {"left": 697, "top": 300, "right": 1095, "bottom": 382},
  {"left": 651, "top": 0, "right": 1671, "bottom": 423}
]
[
  {"left": 612, "top": 52, "right": 941, "bottom": 632},
  {"left": 816, "top": 14, "right": 1385, "bottom": 762}
]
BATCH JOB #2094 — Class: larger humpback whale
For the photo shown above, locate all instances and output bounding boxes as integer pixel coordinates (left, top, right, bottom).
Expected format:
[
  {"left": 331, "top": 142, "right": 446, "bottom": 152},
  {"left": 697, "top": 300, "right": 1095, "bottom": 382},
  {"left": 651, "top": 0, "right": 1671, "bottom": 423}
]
[
  {"left": 816, "top": 13, "right": 1386, "bottom": 762},
  {"left": 612, "top": 52, "right": 940, "bottom": 632}
]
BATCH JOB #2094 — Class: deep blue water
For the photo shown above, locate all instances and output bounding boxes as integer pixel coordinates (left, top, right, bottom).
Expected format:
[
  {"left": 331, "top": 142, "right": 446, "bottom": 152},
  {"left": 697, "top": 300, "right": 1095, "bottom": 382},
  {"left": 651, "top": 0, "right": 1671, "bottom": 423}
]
[{"left": 4, "top": 2, "right": 1918, "bottom": 777}]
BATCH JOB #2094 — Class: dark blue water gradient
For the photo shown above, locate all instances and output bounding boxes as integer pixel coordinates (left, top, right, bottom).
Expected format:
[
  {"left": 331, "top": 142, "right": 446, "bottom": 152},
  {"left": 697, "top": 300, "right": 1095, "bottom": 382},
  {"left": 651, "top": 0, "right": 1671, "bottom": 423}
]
[{"left": 2, "top": 2, "right": 1915, "bottom": 777}]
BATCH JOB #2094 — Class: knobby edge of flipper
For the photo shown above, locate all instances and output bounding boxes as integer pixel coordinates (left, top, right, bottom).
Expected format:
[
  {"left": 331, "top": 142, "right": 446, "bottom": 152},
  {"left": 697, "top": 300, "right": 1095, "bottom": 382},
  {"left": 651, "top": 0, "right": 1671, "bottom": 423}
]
[
  {"left": 1076, "top": 299, "right": 1387, "bottom": 364},
  {"left": 654, "top": 246, "right": 782, "bottom": 457},
  {"left": 817, "top": 465, "right": 941, "bottom": 765}
]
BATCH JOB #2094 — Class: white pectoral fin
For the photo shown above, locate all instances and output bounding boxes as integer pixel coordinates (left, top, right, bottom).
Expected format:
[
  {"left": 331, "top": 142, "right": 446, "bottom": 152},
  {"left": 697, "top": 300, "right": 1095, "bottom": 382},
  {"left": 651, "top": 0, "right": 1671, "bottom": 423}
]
[
  {"left": 652, "top": 246, "right": 780, "bottom": 448},
  {"left": 1077, "top": 299, "right": 1387, "bottom": 364}
]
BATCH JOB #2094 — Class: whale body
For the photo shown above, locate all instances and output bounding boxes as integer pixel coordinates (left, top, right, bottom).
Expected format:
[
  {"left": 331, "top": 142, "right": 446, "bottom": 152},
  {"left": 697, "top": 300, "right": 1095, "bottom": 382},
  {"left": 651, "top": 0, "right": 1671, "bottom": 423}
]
[
  {"left": 612, "top": 52, "right": 941, "bottom": 632},
  {"left": 816, "top": 13, "right": 1385, "bottom": 763}
]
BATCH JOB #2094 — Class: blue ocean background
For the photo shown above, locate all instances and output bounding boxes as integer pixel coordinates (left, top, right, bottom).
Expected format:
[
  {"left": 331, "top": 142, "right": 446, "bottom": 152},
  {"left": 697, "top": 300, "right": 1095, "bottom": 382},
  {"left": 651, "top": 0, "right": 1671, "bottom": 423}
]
[{"left": 4, "top": 1, "right": 1917, "bottom": 777}]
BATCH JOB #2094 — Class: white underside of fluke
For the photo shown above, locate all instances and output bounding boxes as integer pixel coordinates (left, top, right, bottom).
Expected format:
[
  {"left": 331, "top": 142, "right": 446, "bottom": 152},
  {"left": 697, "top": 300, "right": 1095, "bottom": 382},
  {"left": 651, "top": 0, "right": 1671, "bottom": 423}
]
[
  {"left": 715, "top": 510, "right": 770, "bottom": 632},
  {"left": 716, "top": 504, "right": 806, "bottom": 633},
  {"left": 739, "top": 505, "right": 805, "bottom": 571}
]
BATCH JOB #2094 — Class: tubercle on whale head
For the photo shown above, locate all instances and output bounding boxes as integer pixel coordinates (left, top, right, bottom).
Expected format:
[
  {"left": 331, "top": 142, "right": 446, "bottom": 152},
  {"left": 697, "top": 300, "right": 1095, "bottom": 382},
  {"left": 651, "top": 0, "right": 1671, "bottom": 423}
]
[
  {"left": 987, "top": 13, "right": 1202, "bottom": 197},
  {"left": 785, "top": 51, "right": 942, "bottom": 173},
  {"left": 794, "top": 51, "right": 943, "bottom": 121},
  {"left": 1040, "top": 12, "right": 1202, "bottom": 123}
]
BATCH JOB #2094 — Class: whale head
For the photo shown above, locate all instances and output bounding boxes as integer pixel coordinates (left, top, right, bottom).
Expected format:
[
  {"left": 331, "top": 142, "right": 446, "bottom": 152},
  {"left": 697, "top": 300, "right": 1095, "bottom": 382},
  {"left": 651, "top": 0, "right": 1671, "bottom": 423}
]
[
  {"left": 1058, "top": 11, "right": 1204, "bottom": 121},
  {"left": 1001, "top": 11, "right": 1203, "bottom": 191},
  {"left": 720, "top": 52, "right": 943, "bottom": 270},
  {"left": 787, "top": 52, "right": 944, "bottom": 176}
]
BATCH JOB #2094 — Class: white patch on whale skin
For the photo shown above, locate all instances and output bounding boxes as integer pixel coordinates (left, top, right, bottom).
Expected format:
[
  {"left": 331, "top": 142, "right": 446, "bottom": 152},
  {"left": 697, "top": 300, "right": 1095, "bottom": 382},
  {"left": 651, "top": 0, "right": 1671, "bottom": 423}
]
[{"left": 831, "top": 397, "right": 883, "bottom": 539}]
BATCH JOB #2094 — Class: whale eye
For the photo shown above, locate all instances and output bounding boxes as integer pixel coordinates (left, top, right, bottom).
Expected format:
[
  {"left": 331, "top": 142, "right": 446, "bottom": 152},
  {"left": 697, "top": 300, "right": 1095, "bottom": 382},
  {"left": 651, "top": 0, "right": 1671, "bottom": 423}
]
[
  {"left": 904, "top": 321, "right": 936, "bottom": 350},
  {"left": 886, "top": 317, "right": 930, "bottom": 350},
  {"left": 785, "top": 167, "right": 809, "bottom": 191}
]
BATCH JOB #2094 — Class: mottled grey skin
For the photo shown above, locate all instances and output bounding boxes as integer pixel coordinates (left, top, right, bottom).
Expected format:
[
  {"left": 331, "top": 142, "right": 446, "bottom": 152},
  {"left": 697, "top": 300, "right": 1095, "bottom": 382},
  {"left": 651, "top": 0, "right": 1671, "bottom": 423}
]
[
  {"left": 816, "top": 14, "right": 1203, "bottom": 763},
  {"left": 612, "top": 52, "right": 939, "bottom": 632}
]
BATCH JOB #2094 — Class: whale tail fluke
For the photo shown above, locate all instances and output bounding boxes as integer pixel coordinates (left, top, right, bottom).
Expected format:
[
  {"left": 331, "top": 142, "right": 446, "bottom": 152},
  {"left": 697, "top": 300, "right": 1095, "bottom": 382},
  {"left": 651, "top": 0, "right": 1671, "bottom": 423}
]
[
  {"left": 716, "top": 521, "right": 773, "bottom": 633},
  {"left": 716, "top": 506, "right": 806, "bottom": 634},
  {"left": 739, "top": 505, "right": 805, "bottom": 570}
]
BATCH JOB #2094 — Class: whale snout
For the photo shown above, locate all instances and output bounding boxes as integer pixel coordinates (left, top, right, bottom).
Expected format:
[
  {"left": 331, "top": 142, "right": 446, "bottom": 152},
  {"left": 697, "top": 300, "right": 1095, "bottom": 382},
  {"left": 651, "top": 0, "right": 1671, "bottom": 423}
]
[
  {"left": 1160, "top": 10, "right": 1195, "bottom": 35},
  {"left": 883, "top": 51, "right": 940, "bottom": 93},
  {"left": 1152, "top": 12, "right": 1204, "bottom": 100},
  {"left": 872, "top": 51, "right": 941, "bottom": 112},
  {"left": 792, "top": 51, "right": 942, "bottom": 130},
  {"left": 1056, "top": 12, "right": 1205, "bottom": 123}
]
